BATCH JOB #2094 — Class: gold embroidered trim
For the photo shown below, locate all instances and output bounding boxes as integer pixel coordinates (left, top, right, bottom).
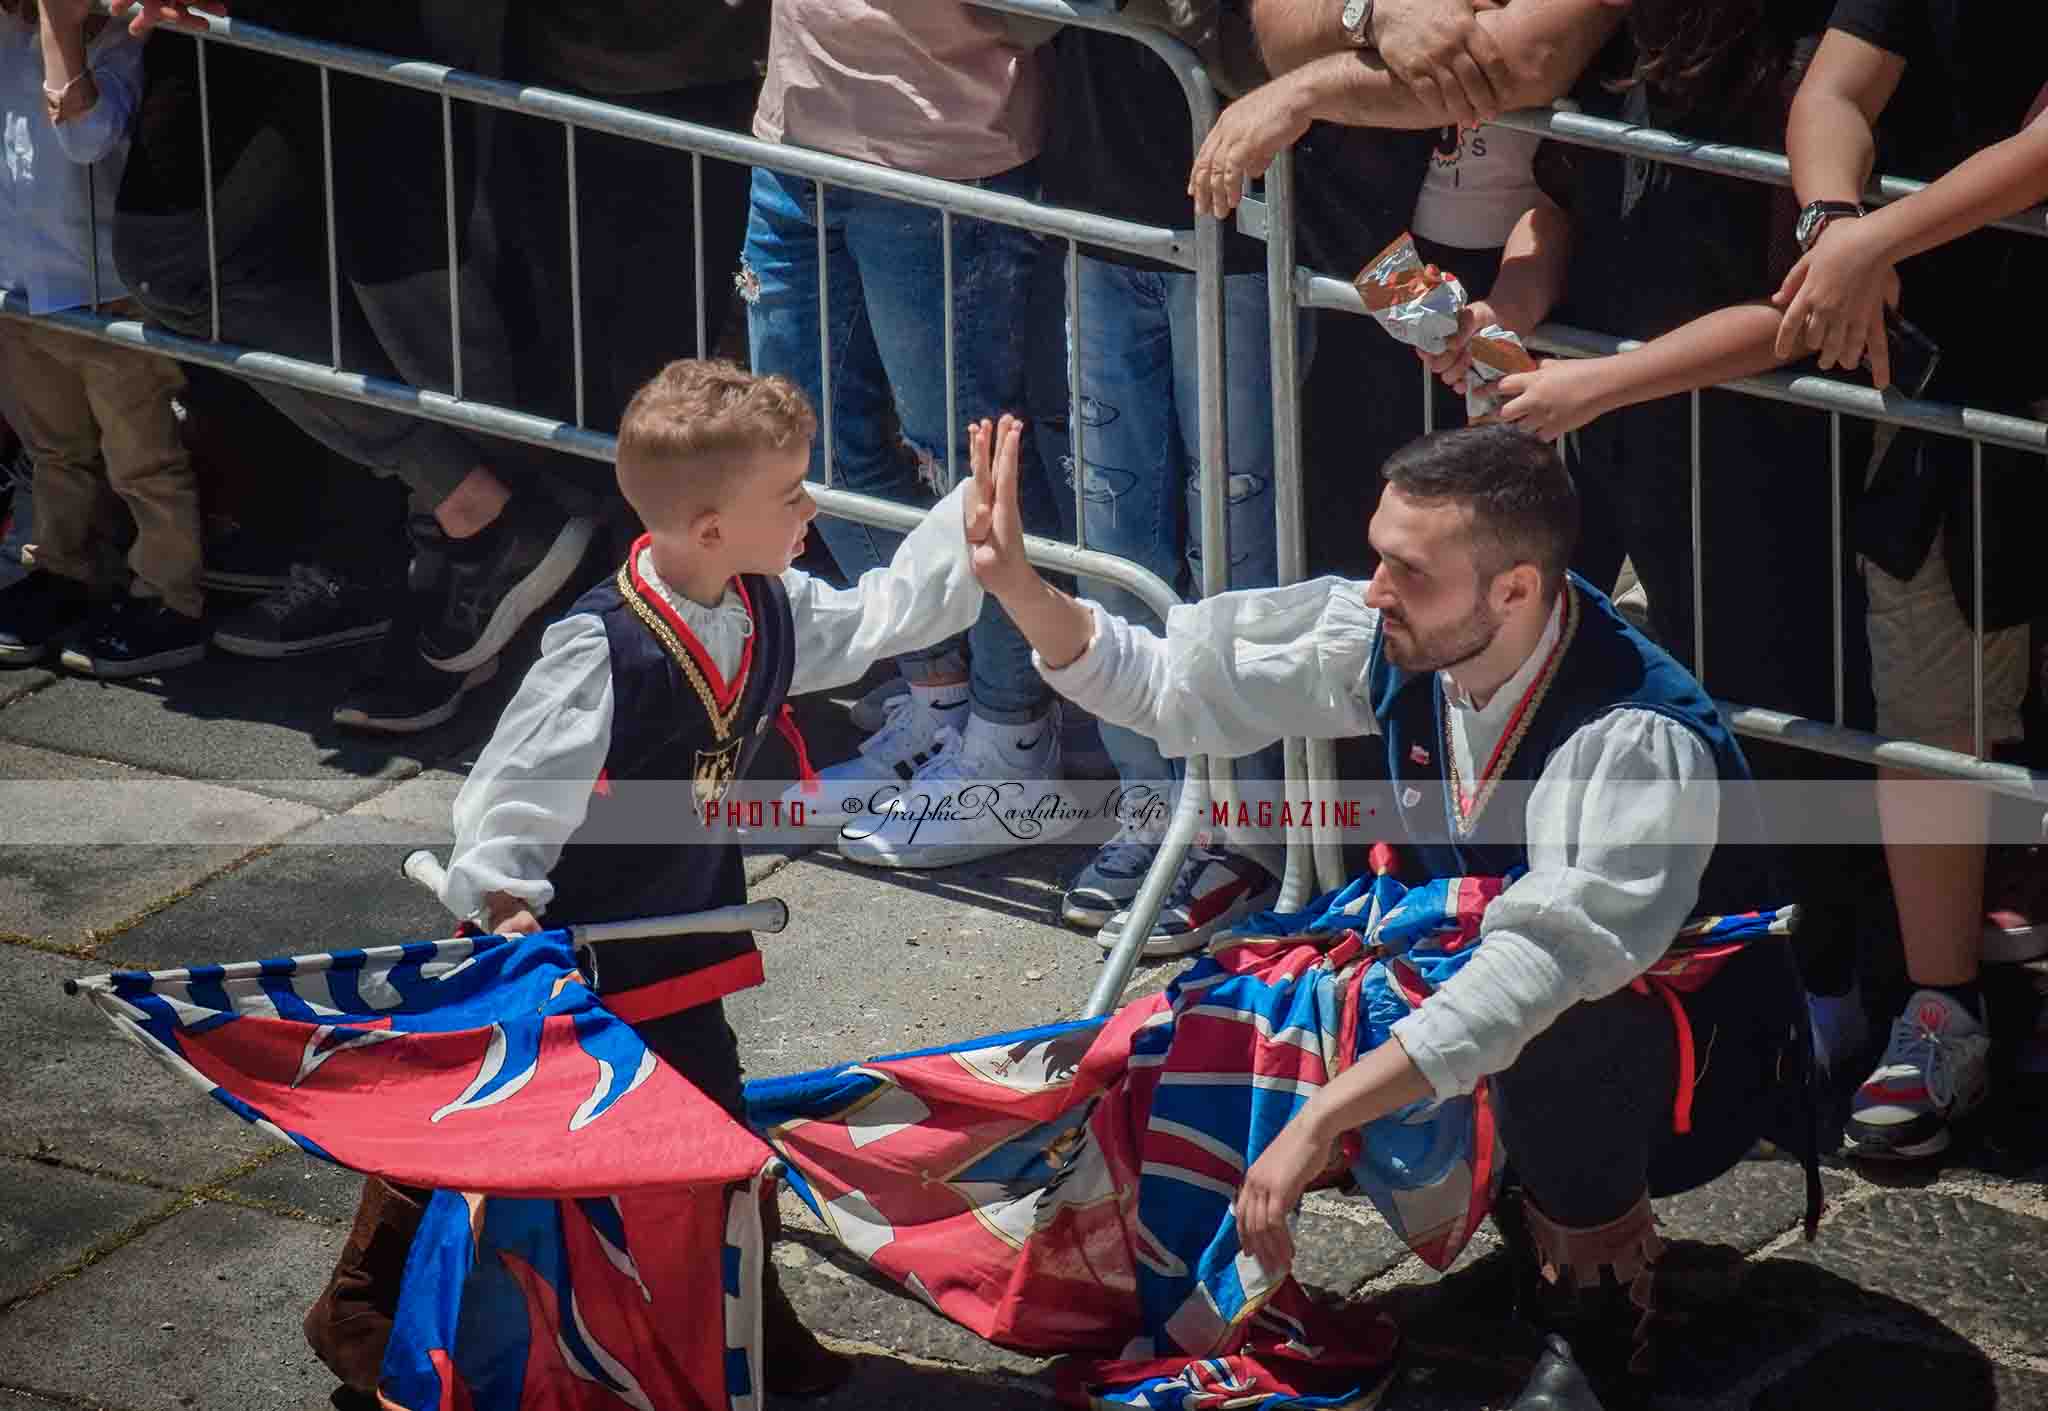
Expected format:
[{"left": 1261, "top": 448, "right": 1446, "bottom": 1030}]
[
  {"left": 1443, "top": 586, "right": 1580, "bottom": 835},
  {"left": 616, "top": 562, "right": 748, "bottom": 742}
]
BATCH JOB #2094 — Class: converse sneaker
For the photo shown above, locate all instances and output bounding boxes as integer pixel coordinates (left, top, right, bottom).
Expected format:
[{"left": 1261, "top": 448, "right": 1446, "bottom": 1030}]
[
  {"left": 414, "top": 503, "right": 594, "bottom": 675},
  {"left": 779, "top": 689, "right": 965, "bottom": 830},
  {"left": 213, "top": 563, "right": 395, "bottom": 658},
  {"left": 1062, "top": 814, "right": 1167, "bottom": 930},
  {"left": 59, "top": 595, "right": 208, "bottom": 678},
  {"left": 0, "top": 570, "right": 91, "bottom": 664},
  {"left": 849, "top": 672, "right": 911, "bottom": 733},
  {"left": 836, "top": 708, "right": 1073, "bottom": 868},
  {"left": 1845, "top": 988, "right": 1993, "bottom": 1160},
  {"left": 1095, "top": 845, "right": 1278, "bottom": 959},
  {"left": 333, "top": 620, "right": 498, "bottom": 735}
]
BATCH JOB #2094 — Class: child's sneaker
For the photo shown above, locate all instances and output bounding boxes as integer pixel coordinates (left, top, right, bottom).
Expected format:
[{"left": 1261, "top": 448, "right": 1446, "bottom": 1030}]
[
  {"left": 59, "top": 596, "right": 207, "bottom": 678},
  {"left": 836, "top": 707, "right": 1072, "bottom": 868},
  {"left": 1845, "top": 988, "right": 1992, "bottom": 1161},
  {"left": 1095, "top": 845, "right": 1278, "bottom": 959},
  {"left": 779, "top": 689, "right": 965, "bottom": 828},
  {"left": 0, "top": 570, "right": 91, "bottom": 664},
  {"left": 1062, "top": 814, "right": 1166, "bottom": 929},
  {"left": 213, "top": 563, "right": 395, "bottom": 658}
]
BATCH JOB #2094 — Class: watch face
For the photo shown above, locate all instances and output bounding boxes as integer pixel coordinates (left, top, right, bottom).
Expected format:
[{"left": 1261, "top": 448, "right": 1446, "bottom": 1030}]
[{"left": 1343, "top": 0, "right": 1367, "bottom": 29}]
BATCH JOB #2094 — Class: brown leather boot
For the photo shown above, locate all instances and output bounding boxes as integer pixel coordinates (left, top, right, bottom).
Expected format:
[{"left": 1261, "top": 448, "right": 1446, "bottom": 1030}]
[
  {"left": 303, "top": 1177, "right": 431, "bottom": 1397},
  {"left": 756, "top": 1192, "right": 852, "bottom": 1399}
]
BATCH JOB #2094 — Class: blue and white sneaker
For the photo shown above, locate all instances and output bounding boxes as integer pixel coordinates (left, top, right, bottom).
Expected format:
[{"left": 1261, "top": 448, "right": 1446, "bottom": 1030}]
[
  {"left": 1062, "top": 816, "right": 1166, "bottom": 930},
  {"left": 1095, "top": 846, "right": 1277, "bottom": 959}
]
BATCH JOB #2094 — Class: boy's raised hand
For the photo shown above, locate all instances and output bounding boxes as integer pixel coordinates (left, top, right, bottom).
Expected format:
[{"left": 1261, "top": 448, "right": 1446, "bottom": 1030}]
[{"left": 964, "top": 414, "right": 1037, "bottom": 598}]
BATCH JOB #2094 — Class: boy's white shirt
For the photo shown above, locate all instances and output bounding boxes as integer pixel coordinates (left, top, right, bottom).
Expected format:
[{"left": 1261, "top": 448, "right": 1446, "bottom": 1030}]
[
  {"left": 442, "top": 482, "right": 982, "bottom": 924},
  {"left": 1038, "top": 580, "right": 1721, "bottom": 1102}
]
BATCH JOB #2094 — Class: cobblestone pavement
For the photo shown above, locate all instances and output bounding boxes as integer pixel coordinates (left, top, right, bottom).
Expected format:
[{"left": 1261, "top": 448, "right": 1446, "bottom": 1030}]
[{"left": 3, "top": 642, "right": 2045, "bottom": 1411}]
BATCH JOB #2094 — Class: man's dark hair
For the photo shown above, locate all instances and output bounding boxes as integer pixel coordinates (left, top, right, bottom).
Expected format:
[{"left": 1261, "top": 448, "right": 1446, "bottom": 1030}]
[{"left": 1380, "top": 424, "right": 1580, "bottom": 597}]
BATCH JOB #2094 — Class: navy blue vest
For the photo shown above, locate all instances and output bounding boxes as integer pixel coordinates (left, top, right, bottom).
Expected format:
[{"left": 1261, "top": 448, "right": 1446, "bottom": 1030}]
[
  {"left": 545, "top": 551, "right": 795, "bottom": 1001},
  {"left": 1366, "top": 575, "right": 1771, "bottom": 916}
]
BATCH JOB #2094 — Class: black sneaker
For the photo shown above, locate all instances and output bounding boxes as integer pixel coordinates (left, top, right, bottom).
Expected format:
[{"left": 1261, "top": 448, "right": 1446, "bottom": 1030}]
[
  {"left": 332, "top": 633, "right": 498, "bottom": 734},
  {"left": 213, "top": 563, "right": 395, "bottom": 658},
  {"left": 413, "top": 502, "right": 593, "bottom": 675},
  {"left": 59, "top": 596, "right": 208, "bottom": 678},
  {"left": 0, "top": 571, "right": 92, "bottom": 664},
  {"left": 200, "top": 513, "right": 295, "bottom": 595}
]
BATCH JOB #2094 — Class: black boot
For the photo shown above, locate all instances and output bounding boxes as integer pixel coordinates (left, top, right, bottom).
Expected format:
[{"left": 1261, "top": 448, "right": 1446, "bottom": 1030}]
[{"left": 1506, "top": 1193, "right": 1665, "bottom": 1411}]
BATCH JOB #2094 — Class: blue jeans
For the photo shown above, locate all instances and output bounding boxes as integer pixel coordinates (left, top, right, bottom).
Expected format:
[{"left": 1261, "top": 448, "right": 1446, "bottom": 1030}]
[
  {"left": 741, "top": 164, "right": 1057, "bottom": 722},
  {"left": 1055, "top": 259, "right": 1315, "bottom": 801}
]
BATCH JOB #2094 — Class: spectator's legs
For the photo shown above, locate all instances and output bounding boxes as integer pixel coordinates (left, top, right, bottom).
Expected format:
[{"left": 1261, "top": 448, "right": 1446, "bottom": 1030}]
[
  {"left": 1850, "top": 532, "right": 2025, "bottom": 1158},
  {"left": 75, "top": 338, "right": 204, "bottom": 621},
  {"left": 0, "top": 326, "right": 106, "bottom": 662}
]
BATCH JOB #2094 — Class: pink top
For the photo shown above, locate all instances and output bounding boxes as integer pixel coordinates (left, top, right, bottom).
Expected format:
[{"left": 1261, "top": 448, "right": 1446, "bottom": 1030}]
[{"left": 753, "top": 0, "right": 1047, "bottom": 180}]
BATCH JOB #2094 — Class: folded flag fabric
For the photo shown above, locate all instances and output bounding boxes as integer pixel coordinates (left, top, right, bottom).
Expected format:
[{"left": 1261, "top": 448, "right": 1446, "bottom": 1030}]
[{"left": 71, "top": 931, "right": 772, "bottom": 1411}]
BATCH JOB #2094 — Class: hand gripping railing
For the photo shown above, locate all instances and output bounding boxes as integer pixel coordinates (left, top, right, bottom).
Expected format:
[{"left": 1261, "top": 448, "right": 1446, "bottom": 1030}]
[{"left": 1256, "top": 107, "right": 2047, "bottom": 890}]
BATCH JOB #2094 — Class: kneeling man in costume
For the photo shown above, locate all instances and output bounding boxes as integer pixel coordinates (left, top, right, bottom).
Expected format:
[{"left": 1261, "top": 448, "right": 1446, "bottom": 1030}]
[{"left": 964, "top": 417, "right": 1813, "bottom": 1410}]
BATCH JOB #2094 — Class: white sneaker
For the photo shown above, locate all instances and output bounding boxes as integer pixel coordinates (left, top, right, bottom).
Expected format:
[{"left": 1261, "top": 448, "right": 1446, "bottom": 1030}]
[
  {"left": 1846, "top": 988, "right": 1993, "bottom": 1161},
  {"left": 778, "top": 692, "right": 964, "bottom": 831},
  {"left": 836, "top": 708, "right": 1074, "bottom": 868},
  {"left": 1095, "top": 845, "right": 1278, "bottom": 959},
  {"left": 1062, "top": 815, "right": 1166, "bottom": 930},
  {"left": 850, "top": 673, "right": 912, "bottom": 734}
]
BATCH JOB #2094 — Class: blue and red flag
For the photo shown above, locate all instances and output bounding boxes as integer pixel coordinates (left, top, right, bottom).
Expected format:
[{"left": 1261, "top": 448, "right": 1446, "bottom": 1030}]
[{"left": 73, "top": 931, "right": 772, "bottom": 1411}]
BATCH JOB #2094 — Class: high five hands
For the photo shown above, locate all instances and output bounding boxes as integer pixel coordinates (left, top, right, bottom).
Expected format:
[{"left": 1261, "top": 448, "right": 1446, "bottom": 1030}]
[{"left": 964, "top": 414, "right": 1037, "bottom": 599}]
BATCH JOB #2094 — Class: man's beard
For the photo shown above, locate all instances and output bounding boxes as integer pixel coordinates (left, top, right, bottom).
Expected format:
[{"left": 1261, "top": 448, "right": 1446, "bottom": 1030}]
[{"left": 1382, "top": 599, "right": 1502, "bottom": 673}]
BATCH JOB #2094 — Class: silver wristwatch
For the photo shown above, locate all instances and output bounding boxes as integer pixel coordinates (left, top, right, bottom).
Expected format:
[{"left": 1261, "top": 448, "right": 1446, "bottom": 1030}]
[{"left": 1341, "top": 0, "right": 1375, "bottom": 48}]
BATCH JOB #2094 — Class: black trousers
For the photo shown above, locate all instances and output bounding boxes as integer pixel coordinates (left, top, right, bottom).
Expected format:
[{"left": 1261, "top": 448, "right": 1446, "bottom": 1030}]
[{"left": 1492, "top": 939, "right": 1808, "bottom": 1228}]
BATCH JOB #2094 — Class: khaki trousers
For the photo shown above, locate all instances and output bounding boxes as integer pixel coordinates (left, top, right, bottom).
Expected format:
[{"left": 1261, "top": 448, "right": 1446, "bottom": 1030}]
[{"left": 0, "top": 316, "right": 202, "bottom": 616}]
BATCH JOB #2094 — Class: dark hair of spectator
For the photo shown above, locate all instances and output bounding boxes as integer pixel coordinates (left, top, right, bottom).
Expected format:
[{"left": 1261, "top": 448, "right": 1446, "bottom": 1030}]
[
  {"left": 1611, "top": 0, "right": 1803, "bottom": 122},
  {"left": 1380, "top": 425, "right": 1580, "bottom": 599}
]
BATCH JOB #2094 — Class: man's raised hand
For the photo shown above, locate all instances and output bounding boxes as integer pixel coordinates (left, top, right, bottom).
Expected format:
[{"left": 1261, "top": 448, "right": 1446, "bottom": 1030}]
[{"left": 965, "top": 414, "right": 1036, "bottom": 598}]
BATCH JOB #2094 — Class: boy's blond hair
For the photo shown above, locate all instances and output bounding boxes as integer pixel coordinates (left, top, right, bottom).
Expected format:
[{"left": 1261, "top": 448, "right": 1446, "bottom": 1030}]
[{"left": 616, "top": 359, "right": 817, "bottom": 526}]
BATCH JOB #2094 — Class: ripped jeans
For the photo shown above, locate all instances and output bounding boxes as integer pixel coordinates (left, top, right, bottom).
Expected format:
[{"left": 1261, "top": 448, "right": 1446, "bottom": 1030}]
[
  {"left": 740, "top": 163, "right": 1055, "bottom": 721},
  {"left": 1059, "top": 258, "right": 1316, "bottom": 815}
]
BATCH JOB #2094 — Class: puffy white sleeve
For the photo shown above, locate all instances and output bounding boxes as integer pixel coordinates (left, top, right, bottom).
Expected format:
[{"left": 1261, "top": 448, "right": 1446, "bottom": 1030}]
[
  {"left": 440, "top": 614, "right": 614, "bottom": 922},
  {"left": 784, "top": 480, "right": 983, "bottom": 696},
  {"left": 1036, "top": 576, "right": 1384, "bottom": 759},
  {"left": 1391, "top": 708, "right": 1721, "bottom": 1098}
]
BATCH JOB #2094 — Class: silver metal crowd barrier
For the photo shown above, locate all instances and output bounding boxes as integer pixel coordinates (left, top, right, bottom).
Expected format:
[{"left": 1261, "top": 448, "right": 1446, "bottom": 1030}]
[
  {"left": 1258, "top": 109, "right": 2048, "bottom": 892},
  {"left": 0, "top": 1, "right": 1253, "bottom": 1018}
]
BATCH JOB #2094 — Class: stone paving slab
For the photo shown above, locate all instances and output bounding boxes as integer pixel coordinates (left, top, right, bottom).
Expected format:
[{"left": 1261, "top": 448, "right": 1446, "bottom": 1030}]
[
  {"left": 732, "top": 846, "right": 1178, "bottom": 1078},
  {"left": 775, "top": 1233, "right": 1055, "bottom": 1376},
  {"left": 1755, "top": 1332, "right": 2048, "bottom": 1411},
  {"left": 0, "top": 1392, "right": 79, "bottom": 1411},
  {"left": 1654, "top": 1156, "right": 1857, "bottom": 1256},
  {"left": 1777, "top": 1191, "right": 2048, "bottom": 1358},
  {"left": 1291, "top": 1197, "right": 1413, "bottom": 1296},
  {"left": 227, "top": 1153, "right": 362, "bottom": 1228},
  {"left": 0, "top": 944, "right": 283, "bottom": 1184},
  {"left": 0, "top": 744, "right": 317, "bottom": 945},
  {"left": 0, "top": 1157, "right": 171, "bottom": 1307},
  {"left": 0, "top": 1200, "right": 338, "bottom": 1411},
  {"left": 97, "top": 836, "right": 456, "bottom": 973},
  {"left": 0, "top": 666, "right": 53, "bottom": 712},
  {"left": 0, "top": 647, "right": 500, "bottom": 812}
]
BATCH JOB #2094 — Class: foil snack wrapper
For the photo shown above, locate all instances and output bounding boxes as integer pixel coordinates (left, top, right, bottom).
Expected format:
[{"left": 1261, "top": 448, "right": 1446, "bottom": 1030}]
[{"left": 1353, "top": 232, "right": 1536, "bottom": 420}]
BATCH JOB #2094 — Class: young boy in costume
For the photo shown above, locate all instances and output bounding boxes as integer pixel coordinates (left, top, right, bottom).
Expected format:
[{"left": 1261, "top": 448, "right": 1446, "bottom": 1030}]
[{"left": 304, "top": 361, "right": 998, "bottom": 1406}]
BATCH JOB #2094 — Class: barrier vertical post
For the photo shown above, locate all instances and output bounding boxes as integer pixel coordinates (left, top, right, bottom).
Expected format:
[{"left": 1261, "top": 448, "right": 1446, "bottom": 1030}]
[
  {"left": 196, "top": 38, "right": 220, "bottom": 342},
  {"left": 693, "top": 153, "right": 708, "bottom": 359},
  {"left": 815, "top": 181, "right": 834, "bottom": 487},
  {"left": 1068, "top": 238, "right": 1087, "bottom": 551},
  {"left": 943, "top": 209, "right": 958, "bottom": 491},
  {"left": 565, "top": 123, "right": 586, "bottom": 427},
  {"left": 1690, "top": 388, "right": 1705, "bottom": 686},
  {"left": 322, "top": 69, "right": 341, "bottom": 368},
  {"left": 1830, "top": 411, "right": 1844, "bottom": 725},
  {"left": 442, "top": 94, "right": 463, "bottom": 398},
  {"left": 1972, "top": 438, "right": 1986, "bottom": 759}
]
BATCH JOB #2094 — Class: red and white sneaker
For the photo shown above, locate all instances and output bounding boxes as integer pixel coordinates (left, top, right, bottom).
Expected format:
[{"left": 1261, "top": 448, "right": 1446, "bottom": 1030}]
[
  {"left": 1095, "top": 845, "right": 1277, "bottom": 959},
  {"left": 1846, "top": 988, "right": 1992, "bottom": 1161}
]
